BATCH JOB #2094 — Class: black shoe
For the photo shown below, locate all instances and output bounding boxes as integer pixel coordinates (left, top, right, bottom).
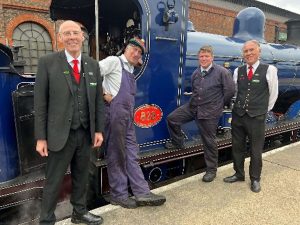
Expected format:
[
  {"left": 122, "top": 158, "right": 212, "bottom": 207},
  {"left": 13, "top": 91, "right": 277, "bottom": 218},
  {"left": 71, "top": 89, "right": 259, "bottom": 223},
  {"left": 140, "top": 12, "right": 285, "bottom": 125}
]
[
  {"left": 110, "top": 197, "right": 138, "bottom": 209},
  {"left": 223, "top": 174, "right": 245, "bottom": 183},
  {"left": 71, "top": 211, "right": 103, "bottom": 225},
  {"left": 202, "top": 172, "right": 216, "bottom": 182},
  {"left": 136, "top": 192, "right": 166, "bottom": 206},
  {"left": 165, "top": 142, "right": 185, "bottom": 149},
  {"left": 251, "top": 180, "right": 261, "bottom": 193}
]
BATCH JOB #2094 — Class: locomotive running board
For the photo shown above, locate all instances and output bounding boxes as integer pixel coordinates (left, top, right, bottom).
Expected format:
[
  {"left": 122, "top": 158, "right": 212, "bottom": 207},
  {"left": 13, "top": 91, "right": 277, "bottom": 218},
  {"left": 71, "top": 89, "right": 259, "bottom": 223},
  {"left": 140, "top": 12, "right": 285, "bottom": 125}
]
[{"left": 93, "top": 118, "right": 300, "bottom": 168}]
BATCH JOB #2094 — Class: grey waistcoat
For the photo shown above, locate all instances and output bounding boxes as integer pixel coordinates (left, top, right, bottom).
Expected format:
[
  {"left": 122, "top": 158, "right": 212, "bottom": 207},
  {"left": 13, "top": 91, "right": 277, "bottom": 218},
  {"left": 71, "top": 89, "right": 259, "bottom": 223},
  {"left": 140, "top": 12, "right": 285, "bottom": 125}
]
[
  {"left": 70, "top": 66, "right": 89, "bottom": 129},
  {"left": 233, "top": 64, "right": 269, "bottom": 117}
]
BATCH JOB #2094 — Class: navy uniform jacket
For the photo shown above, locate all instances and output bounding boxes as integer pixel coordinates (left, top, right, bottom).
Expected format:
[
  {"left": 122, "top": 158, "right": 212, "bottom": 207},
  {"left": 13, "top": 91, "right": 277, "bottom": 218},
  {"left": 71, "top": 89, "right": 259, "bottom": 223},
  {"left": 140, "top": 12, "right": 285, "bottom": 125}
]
[{"left": 189, "top": 63, "right": 235, "bottom": 119}]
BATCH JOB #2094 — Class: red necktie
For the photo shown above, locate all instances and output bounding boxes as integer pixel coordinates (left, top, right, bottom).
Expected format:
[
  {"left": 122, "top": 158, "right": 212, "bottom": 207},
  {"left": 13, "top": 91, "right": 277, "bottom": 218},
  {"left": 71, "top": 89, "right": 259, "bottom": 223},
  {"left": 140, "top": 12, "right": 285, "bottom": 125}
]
[
  {"left": 248, "top": 66, "right": 253, "bottom": 80},
  {"left": 72, "top": 59, "right": 80, "bottom": 84}
]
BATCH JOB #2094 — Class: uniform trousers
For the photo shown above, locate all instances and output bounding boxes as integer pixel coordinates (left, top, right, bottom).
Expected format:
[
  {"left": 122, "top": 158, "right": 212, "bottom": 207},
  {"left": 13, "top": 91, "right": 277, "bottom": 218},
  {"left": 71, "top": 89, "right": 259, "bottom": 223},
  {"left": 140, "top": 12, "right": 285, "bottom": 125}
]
[
  {"left": 231, "top": 112, "right": 266, "bottom": 181},
  {"left": 105, "top": 103, "right": 150, "bottom": 201},
  {"left": 167, "top": 103, "right": 219, "bottom": 173},
  {"left": 39, "top": 127, "right": 91, "bottom": 225}
]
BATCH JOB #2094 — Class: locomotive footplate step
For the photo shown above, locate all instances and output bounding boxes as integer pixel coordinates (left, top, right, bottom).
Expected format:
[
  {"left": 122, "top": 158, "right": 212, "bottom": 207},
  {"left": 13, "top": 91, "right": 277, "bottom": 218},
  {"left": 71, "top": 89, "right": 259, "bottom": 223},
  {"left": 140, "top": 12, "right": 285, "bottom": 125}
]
[
  {"left": 58, "top": 141, "right": 300, "bottom": 225},
  {"left": 93, "top": 118, "right": 300, "bottom": 168}
]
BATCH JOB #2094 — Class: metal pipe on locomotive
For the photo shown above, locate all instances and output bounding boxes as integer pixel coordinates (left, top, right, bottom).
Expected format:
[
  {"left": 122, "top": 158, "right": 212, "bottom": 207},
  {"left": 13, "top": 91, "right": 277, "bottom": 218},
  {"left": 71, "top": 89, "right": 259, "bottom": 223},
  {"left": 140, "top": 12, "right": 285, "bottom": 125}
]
[{"left": 1, "top": 0, "right": 300, "bottom": 223}]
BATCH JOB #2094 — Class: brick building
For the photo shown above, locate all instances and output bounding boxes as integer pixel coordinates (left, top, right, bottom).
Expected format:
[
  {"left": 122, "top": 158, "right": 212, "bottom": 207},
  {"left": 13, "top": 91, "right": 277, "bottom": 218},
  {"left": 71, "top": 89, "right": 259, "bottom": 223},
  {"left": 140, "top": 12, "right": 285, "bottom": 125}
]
[
  {"left": 191, "top": 0, "right": 300, "bottom": 43},
  {"left": 0, "top": 0, "right": 53, "bottom": 73},
  {"left": 1, "top": 0, "right": 299, "bottom": 74}
]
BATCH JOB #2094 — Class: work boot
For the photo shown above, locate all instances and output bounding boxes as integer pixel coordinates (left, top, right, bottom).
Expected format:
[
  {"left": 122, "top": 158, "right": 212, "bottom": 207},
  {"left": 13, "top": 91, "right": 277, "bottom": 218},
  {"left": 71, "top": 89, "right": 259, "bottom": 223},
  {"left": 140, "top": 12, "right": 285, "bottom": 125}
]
[
  {"left": 223, "top": 174, "right": 245, "bottom": 183},
  {"left": 71, "top": 211, "right": 103, "bottom": 225},
  {"left": 136, "top": 192, "right": 166, "bottom": 206},
  {"left": 110, "top": 197, "right": 138, "bottom": 209},
  {"left": 250, "top": 180, "right": 261, "bottom": 193},
  {"left": 202, "top": 172, "right": 216, "bottom": 182}
]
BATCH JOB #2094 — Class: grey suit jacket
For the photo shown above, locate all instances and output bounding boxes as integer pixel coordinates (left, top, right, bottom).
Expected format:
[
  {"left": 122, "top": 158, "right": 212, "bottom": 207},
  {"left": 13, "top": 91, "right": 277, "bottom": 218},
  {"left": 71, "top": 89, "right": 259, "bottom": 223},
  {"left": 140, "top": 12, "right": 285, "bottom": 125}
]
[{"left": 34, "top": 51, "right": 104, "bottom": 151}]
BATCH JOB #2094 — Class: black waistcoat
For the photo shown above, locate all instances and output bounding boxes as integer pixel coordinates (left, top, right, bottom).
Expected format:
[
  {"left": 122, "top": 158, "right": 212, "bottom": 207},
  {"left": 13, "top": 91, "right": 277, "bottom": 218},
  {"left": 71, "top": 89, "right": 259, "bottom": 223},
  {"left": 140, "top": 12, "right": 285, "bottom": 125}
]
[
  {"left": 70, "top": 65, "right": 89, "bottom": 129},
  {"left": 233, "top": 63, "right": 269, "bottom": 117}
]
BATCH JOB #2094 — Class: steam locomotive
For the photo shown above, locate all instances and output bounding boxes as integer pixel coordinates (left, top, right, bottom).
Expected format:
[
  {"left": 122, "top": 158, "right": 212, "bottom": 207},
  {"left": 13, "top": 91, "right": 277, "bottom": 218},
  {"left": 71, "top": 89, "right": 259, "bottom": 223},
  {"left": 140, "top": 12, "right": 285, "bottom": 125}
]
[{"left": 1, "top": 0, "right": 300, "bottom": 223}]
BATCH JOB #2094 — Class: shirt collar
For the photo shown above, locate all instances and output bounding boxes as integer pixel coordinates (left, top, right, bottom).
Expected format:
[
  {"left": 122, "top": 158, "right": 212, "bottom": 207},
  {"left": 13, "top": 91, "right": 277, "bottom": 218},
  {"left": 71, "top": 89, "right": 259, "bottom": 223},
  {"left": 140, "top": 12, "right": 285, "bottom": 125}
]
[
  {"left": 248, "top": 60, "right": 260, "bottom": 71},
  {"left": 65, "top": 50, "right": 82, "bottom": 64},
  {"left": 120, "top": 54, "right": 134, "bottom": 73},
  {"left": 120, "top": 54, "right": 129, "bottom": 64},
  {"left": 201, "top": 63, "right": 212, "bottom": 73}
]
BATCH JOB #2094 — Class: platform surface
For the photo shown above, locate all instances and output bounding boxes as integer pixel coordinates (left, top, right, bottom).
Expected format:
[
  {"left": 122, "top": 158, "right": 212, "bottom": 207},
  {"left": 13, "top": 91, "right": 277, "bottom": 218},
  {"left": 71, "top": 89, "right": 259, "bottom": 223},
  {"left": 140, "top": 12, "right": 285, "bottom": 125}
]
[{"left": 57, "top": 142, "right": 300, "bottom": 225}]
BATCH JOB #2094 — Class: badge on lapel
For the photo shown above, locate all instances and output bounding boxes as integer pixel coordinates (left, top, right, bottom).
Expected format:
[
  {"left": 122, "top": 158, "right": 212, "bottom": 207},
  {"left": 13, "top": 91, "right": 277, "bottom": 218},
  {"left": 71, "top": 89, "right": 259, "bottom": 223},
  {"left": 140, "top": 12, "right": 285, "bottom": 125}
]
[
  {"left": 89, "top": 82, "right": 97, "bottom": 86},
  {"left": 239, "top": 74, "right": 245, "bottom": 80},
  {"left": 252, "top": 73, "right": 260, "bottom": 83}
]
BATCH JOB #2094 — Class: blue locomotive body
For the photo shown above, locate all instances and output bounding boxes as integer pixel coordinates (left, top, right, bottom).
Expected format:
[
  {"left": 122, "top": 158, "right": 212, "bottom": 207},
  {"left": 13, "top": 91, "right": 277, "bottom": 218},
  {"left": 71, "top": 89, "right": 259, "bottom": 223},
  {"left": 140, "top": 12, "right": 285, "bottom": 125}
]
[
  {"left": 0, "top": 45, "right": 21, "bottom": 182},
  {"left": 47, "top": 1, "right": 300, "bottom": 152},
  {"left": 1, "top": 0, "right": 300, "bottom": 223}
]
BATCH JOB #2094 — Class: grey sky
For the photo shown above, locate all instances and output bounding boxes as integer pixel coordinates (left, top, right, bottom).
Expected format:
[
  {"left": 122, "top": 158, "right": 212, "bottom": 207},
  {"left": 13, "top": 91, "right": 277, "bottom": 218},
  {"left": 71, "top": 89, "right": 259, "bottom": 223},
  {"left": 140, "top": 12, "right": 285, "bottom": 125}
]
[{"left": 257, "top": 0, "right": 300, "bottom": 14}]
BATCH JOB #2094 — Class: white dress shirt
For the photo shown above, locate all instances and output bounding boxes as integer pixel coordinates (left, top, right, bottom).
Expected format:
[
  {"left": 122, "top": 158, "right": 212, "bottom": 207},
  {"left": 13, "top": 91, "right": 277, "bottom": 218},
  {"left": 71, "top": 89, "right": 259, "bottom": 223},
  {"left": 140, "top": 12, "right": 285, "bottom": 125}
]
[
  {"left": 201, "top": 63, "right": 212, "bottom": 73},
  {"left": 99, "top": 54, "right": 134, "bottom": 98},
  {"left": 233, "top": 60, "right": 278, "bottom": 111},
  {"left": 65, "top": 50, "right": 81, "bottom": 72}
]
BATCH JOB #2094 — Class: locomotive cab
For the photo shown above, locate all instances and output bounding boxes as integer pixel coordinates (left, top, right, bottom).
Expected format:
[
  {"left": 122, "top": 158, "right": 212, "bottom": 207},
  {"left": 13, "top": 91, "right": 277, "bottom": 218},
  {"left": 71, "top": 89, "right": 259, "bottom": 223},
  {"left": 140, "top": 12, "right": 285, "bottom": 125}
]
[
  {"left": 90, "top": 0, "right": 142, "bottom": 59},
  {"left": 50, "top": 0, "right": 190, "bottom": 151}
]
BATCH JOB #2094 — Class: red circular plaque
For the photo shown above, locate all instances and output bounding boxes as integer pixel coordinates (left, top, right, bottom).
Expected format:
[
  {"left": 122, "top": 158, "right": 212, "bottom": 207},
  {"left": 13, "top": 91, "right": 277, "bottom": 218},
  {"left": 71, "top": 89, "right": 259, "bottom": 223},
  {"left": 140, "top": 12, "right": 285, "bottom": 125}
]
[{"left": 134, "top": 104, "right": 163, "bottom": 128}]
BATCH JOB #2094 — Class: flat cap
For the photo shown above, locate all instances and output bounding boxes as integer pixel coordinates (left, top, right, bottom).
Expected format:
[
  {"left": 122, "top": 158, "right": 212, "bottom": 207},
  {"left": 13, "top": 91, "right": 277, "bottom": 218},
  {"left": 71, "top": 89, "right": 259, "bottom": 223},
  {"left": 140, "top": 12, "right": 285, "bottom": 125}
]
[{"left": 128, "top": 37, "right": 145, "bottom": 54}]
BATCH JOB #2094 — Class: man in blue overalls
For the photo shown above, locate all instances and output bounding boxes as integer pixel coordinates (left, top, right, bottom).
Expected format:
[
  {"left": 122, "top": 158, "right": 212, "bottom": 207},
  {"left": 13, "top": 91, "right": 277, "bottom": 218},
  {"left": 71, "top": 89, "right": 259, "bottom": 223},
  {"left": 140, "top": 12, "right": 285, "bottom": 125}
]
[{"left": 99, "top": 38, "right": 166, "bottom": 208}]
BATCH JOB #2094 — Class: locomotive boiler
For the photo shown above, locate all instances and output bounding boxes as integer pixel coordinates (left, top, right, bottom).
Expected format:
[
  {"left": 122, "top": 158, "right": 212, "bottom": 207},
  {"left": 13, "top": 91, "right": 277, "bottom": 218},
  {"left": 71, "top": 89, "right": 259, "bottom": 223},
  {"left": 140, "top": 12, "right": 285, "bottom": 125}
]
[{"left": 1, "top": 0, "right": 300, "bottom": 224}]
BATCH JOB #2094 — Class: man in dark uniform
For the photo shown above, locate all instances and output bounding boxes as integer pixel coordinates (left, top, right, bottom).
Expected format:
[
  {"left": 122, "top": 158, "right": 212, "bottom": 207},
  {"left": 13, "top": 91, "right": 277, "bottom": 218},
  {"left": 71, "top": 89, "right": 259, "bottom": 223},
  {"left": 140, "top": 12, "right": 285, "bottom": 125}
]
[
  {"left": 223, "top": 40, "right": 278, "bottom": 193},
  {"left": 99, "top": 38, "right": 166, "bottom": 209},
  {"left": 165, "top": 45, "right": 235, "bottom": 182},
  {"left": 34, "top": 20, "right": 104, "bottom": 225}
]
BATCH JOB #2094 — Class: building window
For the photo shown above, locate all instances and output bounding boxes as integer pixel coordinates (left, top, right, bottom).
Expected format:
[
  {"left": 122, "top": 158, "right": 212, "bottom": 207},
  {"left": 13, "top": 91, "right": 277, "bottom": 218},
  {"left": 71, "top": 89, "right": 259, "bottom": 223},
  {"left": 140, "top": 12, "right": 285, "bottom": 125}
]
[{"left": 12, "top": 22, "right": 53, "bottom": 74}]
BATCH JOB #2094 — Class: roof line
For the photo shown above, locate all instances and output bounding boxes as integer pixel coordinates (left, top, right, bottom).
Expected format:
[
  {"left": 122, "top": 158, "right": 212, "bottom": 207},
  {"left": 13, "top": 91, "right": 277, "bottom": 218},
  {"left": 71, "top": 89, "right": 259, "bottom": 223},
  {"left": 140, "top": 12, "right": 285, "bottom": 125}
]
[{"left": 223, "top": 0, "right": 300, "bottom": 19}]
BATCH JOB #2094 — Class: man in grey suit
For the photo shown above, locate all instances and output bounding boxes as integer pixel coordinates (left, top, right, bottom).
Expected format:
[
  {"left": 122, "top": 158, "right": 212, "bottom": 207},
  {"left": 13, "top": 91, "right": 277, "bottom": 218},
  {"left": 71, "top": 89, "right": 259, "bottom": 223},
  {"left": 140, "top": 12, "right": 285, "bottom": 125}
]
[{"left": 34, "top": 20, "right": 104, "bottom": 225}]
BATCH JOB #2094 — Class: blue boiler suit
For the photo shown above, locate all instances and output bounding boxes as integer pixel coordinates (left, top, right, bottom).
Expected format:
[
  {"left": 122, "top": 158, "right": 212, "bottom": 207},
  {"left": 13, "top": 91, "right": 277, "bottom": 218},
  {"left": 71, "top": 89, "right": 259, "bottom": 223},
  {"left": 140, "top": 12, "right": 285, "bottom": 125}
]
[{"left": 105, "top": 58, "right": 150, "bottom": 201}]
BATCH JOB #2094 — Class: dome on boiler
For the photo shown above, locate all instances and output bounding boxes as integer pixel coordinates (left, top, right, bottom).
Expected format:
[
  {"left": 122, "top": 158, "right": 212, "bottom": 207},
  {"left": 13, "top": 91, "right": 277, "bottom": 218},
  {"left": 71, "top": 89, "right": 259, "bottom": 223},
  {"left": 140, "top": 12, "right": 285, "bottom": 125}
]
[{"left": 232, "top": 7, "right": 266, "bottom": 43}]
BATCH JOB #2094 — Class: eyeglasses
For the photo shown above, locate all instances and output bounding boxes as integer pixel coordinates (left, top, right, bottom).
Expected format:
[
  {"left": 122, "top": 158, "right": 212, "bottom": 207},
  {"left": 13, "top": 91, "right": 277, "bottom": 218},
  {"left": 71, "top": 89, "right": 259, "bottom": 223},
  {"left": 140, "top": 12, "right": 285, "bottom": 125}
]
[{"left": 61, "top": 31, "right": 82, "bottom": 37}]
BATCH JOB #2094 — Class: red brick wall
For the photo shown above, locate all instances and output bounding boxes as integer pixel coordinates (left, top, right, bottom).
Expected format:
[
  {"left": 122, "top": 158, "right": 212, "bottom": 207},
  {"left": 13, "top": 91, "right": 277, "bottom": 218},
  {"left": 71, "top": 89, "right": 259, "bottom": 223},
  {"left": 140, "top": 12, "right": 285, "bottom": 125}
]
[
  {"left": 1, "top": 0, "right": 50, "bottom": 10},
  {"left": 0, "top": 4, "right": 5, "bottom": 44},
  {"left": 6, "top": 13, "right": 55, "bottom": 48},
  {"left": 189, "top": 2, "right": 236, "bottom": 37},
  {"left": 0, "top": 0, "right": 53, "bottom": 46}
]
